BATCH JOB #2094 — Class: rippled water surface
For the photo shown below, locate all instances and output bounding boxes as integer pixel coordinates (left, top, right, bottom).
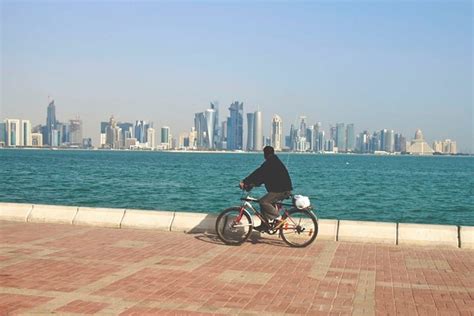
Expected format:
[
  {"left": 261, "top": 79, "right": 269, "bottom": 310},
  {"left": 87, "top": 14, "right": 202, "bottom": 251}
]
[{"left": 0, "top": 149, "right": 472, "bottom": 225}]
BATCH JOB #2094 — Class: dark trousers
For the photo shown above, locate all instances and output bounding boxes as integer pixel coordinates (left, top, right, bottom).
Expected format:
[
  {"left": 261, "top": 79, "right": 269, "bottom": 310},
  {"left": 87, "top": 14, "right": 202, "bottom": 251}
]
[{"left": 259, "top": 191, "right": 292, "bottom": 220}]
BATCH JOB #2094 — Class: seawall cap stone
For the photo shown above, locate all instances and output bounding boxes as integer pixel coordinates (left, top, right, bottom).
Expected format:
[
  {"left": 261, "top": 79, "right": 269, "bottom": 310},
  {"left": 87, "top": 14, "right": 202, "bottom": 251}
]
[
  {"left": 171, "top": 212, "right": 218, "bottom": 233},
  {"left": 0, "top": 203, "right": 33, "bottom": 222},
  {"left": 460, "top": 226, "right": 474, "bottom": 249},
  {"left": 74, "top": 207, "right": 125, "bottom": 228},
  {"left": 121, "top": 209, "right": 174, "bottom": 231},
  {"left": 338, "top": 220, "right": 396, "bottom": 244},
  {"left": 317, "top": 219, "right": 338, "bottom": 241},
  {"left": 398, "top": 223, "right": 458, "bottom": 247},
  {"left": 29, "top": 204, "right": 78, "bottom": 224}
]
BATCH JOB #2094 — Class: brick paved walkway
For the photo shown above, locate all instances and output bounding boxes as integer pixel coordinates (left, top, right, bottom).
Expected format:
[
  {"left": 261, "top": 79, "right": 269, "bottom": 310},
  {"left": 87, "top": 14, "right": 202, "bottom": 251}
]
[{"left": 0, "top": 220, "right": 473, "bottom": 315}]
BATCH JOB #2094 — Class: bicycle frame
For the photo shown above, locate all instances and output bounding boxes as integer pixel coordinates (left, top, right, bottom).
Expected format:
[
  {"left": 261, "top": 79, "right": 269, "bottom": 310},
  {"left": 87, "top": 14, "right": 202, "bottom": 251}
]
[{"left": 235, "top": 195, "right": 302, "bottom": 230}]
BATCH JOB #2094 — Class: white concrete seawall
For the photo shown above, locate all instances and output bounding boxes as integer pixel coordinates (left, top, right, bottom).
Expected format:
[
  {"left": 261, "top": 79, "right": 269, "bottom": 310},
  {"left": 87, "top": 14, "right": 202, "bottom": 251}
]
[{"left": 1, "top": 202, "right": 472, "bottom": 249}]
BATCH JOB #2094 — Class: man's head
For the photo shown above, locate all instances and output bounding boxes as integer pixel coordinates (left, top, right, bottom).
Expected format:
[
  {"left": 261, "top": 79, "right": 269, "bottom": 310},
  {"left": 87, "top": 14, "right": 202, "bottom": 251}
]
[{"left": 263, "top": 146, "right": 275, "bottom": 160}]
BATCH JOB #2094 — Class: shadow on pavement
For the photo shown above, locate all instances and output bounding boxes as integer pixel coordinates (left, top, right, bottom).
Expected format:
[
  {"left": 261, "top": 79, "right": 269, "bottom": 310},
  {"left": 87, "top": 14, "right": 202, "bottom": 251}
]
[{"left": 193, "top": 231, "right": 288, "bottom": 248}]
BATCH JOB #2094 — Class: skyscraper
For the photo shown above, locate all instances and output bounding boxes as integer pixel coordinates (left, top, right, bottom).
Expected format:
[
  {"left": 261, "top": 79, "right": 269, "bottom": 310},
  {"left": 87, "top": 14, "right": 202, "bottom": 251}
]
[
  {"left": 21, "top": 120, "right": 32, "bottom": 146},
  {"left": 147, "top": 127, "right": 156, "bottom": 149},
  {"left": 227, "top": 101, "right": 243, "bottom": 150},
  {"left": 210, "top": 102, "right": 220, "bottom": 146},
  {"left": 135, "top": 120, "right": 149, "bottom": 144},
  {"left": 246, "top": 113, "right": 255, "bottom": 151},
  {"left": 384, "top": 129, "right": 395, "bottom": 152},
  {"left": 194, "top": 112, "right": 206, "bottom": 149},
  {"left": 69, "top": 119, "right": 83, "bottom": 145},
  {"left": 346, "top": 124, "right": 355, "bottom": 152},
  {"left": 318, "top": 131, "right": 325, "bottom": 152},
  {"left": 5, "top": 119, "right": 20, "bottom": 146},
  {"left": 306, "top": 126, "right": 314, "bottom": 151},
  {"left": 45, "top": 99, "right": 57, "bottom": 146},
  {"left": 336, "top": 123, "right": 346, "bottom": 152},
  {"left": 313, "top": 123, "right": 321, "bottom": 152},
  {"left": 100, "top": 121, "right": 109, "bottom": 147},
  {"left": 253, "top": 110, "right": 263, "bottom": 151},
  {"left": 161, "top": 126, "right": 171, "bottom": 149},
  {"left": 205, "top": 108, "right": 216, "bottom": 149},
  {"left": 271, "top": 115, "right": 283, "bottom": 151},
  {"left": 289, "top": 124, "right": 297, "bottom": 150},
  {"left": 106, "top": 116, "right": 120, "bottom": 149},
  {"left": 118, "top": 122, "right": 133, "bottom": 148}
]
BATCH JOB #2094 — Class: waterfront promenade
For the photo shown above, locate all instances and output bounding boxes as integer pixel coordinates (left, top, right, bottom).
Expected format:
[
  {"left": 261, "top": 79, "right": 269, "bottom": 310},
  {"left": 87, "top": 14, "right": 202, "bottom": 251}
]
[{"left": 1, "top": 220, "right": 473, "bottom": 315}]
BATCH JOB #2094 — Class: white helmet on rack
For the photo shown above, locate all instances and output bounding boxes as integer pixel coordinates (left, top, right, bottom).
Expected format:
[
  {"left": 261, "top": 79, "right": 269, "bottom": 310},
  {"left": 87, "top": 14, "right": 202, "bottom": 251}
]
[{"left": 293, "top": 195, "right": 311, "bottom": 210}]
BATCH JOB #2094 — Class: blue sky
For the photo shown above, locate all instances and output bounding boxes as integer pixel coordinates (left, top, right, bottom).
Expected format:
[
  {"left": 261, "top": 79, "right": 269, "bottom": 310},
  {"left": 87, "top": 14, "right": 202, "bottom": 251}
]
[{"left": 1, "top": 1, "right": 472, "bottom": 152}]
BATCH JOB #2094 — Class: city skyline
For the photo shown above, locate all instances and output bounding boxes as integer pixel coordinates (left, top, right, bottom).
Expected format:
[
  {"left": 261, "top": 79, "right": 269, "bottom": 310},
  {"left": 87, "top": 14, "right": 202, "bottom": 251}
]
[
  {"left": 1, "top": 2, "right": 472, "bottom": 152},
  {"left": 0, "top": 97, "right": 461, "bottom": 155}
]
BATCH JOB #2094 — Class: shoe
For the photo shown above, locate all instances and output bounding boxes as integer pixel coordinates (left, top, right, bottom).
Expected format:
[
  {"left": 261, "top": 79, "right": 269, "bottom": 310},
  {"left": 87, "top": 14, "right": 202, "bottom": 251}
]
[{"left": 253, "top": 223, "right": 269, "bottom": 233}]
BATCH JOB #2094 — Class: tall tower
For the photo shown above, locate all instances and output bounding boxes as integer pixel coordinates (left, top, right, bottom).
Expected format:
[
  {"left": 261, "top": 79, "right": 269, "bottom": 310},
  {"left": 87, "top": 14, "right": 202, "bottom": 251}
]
[
  {"left": 227, "top": 101, "right": 243, "bottom": 150},
  {"left": 336, "top": 123, "right": 346, "bottom": 152},
  {"left": 210, "top": 102, "right": 219, "bottom": 146},
  {"left": 346, "top": 123, "right": 355, "bottom": 152},
  {"left": 147, "top": 127, "right": 156, "bottom": 149},
  {"left": 21, "top": 120, "right": 32, "bottom": 146},
  {"left": 246, "top": 113, "right": 255, "bottom": 151},
  {"left": 205, "top": 109, "right": 216, "bottom": 149},
  {"left": 253, "top": 110, "right": 263, "bottom": 151},
  {"left": 271, "top": 115, "right": 283, "bottom": 151},
  {"left": 5, "top": 119, "right": 20, "bottom": 146},
  {"left": 45, "top": 98, "right": 57, "bottom": 146}
]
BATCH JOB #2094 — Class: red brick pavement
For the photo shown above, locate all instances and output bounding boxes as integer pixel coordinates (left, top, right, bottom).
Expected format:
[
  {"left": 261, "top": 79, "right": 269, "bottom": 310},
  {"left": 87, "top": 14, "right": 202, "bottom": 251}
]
[{"left": 0, "top": 220, "right": 473, "bottom": 315}]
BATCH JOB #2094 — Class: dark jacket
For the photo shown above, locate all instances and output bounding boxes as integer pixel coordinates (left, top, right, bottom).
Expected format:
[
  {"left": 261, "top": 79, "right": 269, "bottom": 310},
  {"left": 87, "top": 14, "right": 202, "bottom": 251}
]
[{"left": 243, "top": 154, "right": 293, "bottom": 192}]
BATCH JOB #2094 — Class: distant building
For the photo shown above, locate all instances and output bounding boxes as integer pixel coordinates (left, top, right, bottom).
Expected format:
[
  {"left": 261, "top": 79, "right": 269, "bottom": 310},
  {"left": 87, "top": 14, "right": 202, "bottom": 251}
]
[
  {"left": 31, "top": 133, "right": 43, "bottom": 147},
  {"left": 226, "top": 101, "right": 243, "bottom": 150},
  {"left": 406, "top": 129, "right": 434, "bottom": 155},
  {"left": 194, "top": 112, "right": 206, "bottom": 149},
  {"left": 205, "top": 109, "right": 216, "bottom": 149},
  {"left": 210, "top": 102, "right": 220, "bottom": 147},
  {"left": 384, "top": 129, "right": 395, "bottom": 153},
  {"left": 253, "top": 110, "right": 263, "bottom": 151},
  {"left": 271, "top": 115, "right": 283, "bottom": 151},
  {"left": 161, "top": 126, "right": 171, "bottom": 149},
  {"left": 346, "top": 124, "right": 355, "bottom": 152},
  {"left": 45, "top": 98, "right": 57, "bottom": 146},
  {"left": 105, "top": 116, "right": 120, "bottom": 149},
  {"left": 100, "top": 121, "right": 108, "bottom": 147},
  {"left": 21, "top": 120, "right": 32, "bottom": 146},
  {"left": 118, "top": 122, "right": 133, "bottom": 148},
  {"left": 394, "top": 133, "right": 406, "bottom": 152},
  {"left": 317, "top": 130, "right": 325, "bottom": 152},
  {"left": 336, "top": 123, "right": 346, "bottom": 152},
  {"left": 82, "top": 138, "right": 92, "bottom": 149},
  {"left": 147, "top": 127, "right": 156, "bottom": 149},
  {"left": 246, "top": 113, "right": 255, "bottom": 151},
  {"left": 69, "top": 119, "right": 83, "bottom": 145},
  {"left": 178, "top": 132, "right": 189, "bottom": 149},
  {"left": 188, "top": 127, "right": 197, "bottom": 149},
  {"left": 433, "top": 139, "right": 457, "bottom": 154},
  {"left": 125, "top": 138, "right": 138, "bottom": 149},
  {"left": 5, "top": 119, "right": 20, "bottom": 146},
  {"left": 134, "top": 120, "right": 150, "bottom": 144}
]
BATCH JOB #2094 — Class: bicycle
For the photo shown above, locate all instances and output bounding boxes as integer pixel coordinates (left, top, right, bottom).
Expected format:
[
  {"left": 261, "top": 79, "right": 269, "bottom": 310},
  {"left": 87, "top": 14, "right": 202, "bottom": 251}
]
[{"left": 215, "top": 188, "right": 319, "bottom": 247}]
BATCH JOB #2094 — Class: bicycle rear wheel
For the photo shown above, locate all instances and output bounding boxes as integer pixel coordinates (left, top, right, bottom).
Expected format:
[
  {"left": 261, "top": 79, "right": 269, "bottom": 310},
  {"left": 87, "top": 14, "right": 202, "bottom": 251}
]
[
  {"left": 280, "top": 209, "right": 318, "bottom": 247},
  {"left": 215, "top": 207, "right": 253, "bottom": 245}
]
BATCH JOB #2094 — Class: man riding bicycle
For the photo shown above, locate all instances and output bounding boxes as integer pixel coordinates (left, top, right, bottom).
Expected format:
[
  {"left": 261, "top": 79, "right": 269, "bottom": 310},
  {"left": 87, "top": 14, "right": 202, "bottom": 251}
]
[{"left": 239, "top": 146, "right": 293, "bottom": 232}]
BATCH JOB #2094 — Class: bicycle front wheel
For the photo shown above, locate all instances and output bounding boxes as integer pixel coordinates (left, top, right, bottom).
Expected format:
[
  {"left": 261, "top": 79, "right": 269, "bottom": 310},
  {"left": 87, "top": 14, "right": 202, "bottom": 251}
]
[
  {"left": 215, "top": 207, "right": 253, "bottom": 245},
  {"left": 280, "top": 209, "right": 318, "bottom": 247}
]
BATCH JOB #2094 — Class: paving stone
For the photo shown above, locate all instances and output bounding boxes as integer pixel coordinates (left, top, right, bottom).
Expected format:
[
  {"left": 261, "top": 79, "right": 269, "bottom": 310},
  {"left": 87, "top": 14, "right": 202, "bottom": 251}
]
[{"left": 0, "top": 220, "right": 473, "bottom": 315}]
